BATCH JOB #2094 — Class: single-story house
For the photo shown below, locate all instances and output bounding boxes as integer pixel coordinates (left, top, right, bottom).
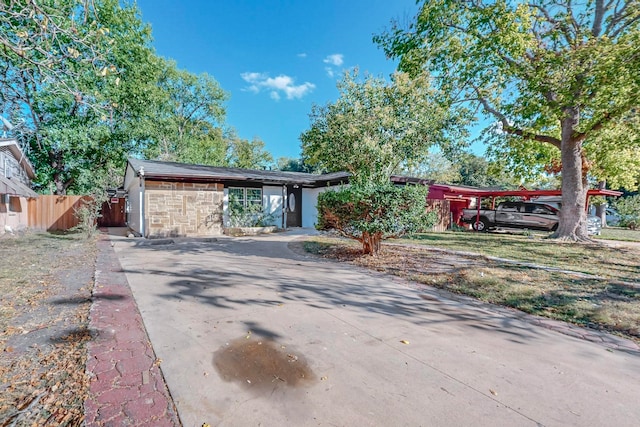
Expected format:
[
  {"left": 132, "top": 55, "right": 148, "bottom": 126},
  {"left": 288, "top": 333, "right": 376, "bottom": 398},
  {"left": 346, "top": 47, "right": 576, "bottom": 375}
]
[
  {"left": 0, "top": 138, "right": 38, "bottom": 233},
  {"left": 123, "top": 158, "right": 349, "bottom": 238}
]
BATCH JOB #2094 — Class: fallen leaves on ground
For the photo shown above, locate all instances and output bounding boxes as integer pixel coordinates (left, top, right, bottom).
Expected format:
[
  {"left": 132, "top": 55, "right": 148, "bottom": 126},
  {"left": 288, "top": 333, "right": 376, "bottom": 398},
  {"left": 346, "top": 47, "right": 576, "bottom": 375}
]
[{"left": 0, "top": 232, "right": 96, "bottom": 426}]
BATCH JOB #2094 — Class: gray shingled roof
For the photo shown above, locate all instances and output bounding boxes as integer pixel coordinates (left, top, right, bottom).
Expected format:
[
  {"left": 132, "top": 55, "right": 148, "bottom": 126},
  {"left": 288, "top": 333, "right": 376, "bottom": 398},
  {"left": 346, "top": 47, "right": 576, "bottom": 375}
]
[{"left": 127, "top": 158, "right": 350, "bottom": 187}]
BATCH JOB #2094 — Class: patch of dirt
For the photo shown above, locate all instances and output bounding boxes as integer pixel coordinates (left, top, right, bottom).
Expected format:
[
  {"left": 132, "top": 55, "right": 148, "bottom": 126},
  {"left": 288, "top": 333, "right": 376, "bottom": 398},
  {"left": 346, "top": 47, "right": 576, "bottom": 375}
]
[
  {"left": 0, "top": 232, "right": 96, "bottom": 426},
  {"left": 213, "top": 337, "right": 315, "bottom": 394},
  {"left": 289, "top": 236, "right": 484, "bottom": 273}
]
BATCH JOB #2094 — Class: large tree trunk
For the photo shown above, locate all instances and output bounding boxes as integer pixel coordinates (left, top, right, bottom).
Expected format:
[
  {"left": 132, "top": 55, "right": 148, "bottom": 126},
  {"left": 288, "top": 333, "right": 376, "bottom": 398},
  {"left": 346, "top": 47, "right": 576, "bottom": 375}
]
[
  {"left": 554, "top": 109, "right": 590, "bottom": 241},
  {"left": 53, "top": 173, "right": 68, "bottom": 195}
]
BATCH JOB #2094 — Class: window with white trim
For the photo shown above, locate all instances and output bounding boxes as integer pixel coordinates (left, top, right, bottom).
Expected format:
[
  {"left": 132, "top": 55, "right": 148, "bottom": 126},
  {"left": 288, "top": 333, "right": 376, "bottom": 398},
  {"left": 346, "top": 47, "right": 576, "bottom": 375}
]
[{"left": 229, "top": 187, "right": 262, "bottom": 208}]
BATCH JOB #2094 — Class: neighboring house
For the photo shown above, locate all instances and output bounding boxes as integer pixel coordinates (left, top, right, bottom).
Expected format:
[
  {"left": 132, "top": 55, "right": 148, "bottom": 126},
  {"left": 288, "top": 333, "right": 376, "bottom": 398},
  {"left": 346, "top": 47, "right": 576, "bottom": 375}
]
[
  {"left": 123, "top": 158, "right": 349, "bottom": 238},
  {"left": 0, "top": 138, "right": 38, "bottom": 232}
]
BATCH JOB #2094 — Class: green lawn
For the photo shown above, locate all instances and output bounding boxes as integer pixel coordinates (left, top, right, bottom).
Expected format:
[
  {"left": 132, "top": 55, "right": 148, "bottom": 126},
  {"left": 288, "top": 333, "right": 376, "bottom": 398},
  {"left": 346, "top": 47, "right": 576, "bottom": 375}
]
[
  {"left": 597, "top": 227, "right": 640, "bottom": 242},
  {"left": 395, "top": 231, "right": 640, "bottom": 282}
]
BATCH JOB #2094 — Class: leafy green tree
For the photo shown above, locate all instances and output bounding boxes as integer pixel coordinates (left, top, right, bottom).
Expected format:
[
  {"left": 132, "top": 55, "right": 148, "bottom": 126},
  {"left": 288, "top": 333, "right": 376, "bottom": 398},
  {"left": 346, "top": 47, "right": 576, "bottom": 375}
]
[
  {"left": 2, "top": 1, "right": 230, "bottom": 193},
  {"left": 0, "top": 0, "right": 110, "bottom": 101},
  {"left": 303, "top": 71, "right": 459, "bottom": 254},
  {"left": 276, "top": 157, "right": 319, "bottom": 173},
  {"left": 301, "top": 70, "right": 469, "bottom": 185},
  {"left": 226, "top": 133, "right": 273, "bottom": 169},
  {"left": 2, "top": 0, "right": 164, "bottom": 193},
  {"left": 176, "top": 125, "right": 228, "bottom": 166},
  {"left": 317, "top": 183, "right": 435, "bottom": 255},
  {"left": 455, "top": 153, "right": 518, "bottom": 188},
  {"left": 376, "top": 1, "right": 640, "bottom": 241},
  {"left": 401, "top": 150, "right": 461, "bottom": 184},
  {"left": 144, "top": 62, "right": 229, "bottom": 165}
]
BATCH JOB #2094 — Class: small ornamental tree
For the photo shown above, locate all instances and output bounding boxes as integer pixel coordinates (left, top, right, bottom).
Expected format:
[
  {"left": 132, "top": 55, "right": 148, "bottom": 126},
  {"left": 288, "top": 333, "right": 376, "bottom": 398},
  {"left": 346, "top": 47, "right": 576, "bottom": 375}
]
[{"left": 316, "top": 183, "right": 435, "bottom": 255}]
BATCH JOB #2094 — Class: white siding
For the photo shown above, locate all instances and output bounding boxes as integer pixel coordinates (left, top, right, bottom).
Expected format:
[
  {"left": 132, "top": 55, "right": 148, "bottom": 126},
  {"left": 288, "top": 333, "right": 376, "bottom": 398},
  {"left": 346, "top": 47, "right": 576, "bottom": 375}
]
[
  {"left": 222, "top": 188, "right": 229, "bottom": 226},
  {"left": 302, "top": 185, "right": 347, "bottom": 228},
  {"left": 126, "top": 176, "right": 142, "bottom": 235},
  {"left": 263, "top": 185, "right": 283, "bottom": 227}
]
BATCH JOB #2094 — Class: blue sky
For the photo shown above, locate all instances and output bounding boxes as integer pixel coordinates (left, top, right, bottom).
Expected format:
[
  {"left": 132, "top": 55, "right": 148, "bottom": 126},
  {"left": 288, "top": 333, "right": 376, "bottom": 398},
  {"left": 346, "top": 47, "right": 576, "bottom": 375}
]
[{"left": 134, "top": 0, "right": 423, "bottom": 161}]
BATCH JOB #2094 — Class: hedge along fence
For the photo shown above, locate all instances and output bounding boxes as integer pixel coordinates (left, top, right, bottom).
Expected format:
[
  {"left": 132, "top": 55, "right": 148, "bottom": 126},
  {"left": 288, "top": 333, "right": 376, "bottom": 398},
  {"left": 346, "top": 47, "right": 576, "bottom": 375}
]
[{"left": 28, "top": 195, "right": 92, "bottom": 231}]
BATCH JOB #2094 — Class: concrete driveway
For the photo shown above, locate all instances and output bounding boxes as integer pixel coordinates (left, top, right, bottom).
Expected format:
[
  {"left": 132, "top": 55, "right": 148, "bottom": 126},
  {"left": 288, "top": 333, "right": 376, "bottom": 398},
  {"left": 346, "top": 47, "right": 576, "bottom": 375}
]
[{"left": 112, "top": 230, "right": 640, "bottom": 427}]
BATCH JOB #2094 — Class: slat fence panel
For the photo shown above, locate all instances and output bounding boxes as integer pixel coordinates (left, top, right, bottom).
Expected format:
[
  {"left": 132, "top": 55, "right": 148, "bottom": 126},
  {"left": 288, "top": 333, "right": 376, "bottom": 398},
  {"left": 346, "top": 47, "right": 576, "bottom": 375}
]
[{"left": 28, "top": 195, "right": 92, "bottom": 231}]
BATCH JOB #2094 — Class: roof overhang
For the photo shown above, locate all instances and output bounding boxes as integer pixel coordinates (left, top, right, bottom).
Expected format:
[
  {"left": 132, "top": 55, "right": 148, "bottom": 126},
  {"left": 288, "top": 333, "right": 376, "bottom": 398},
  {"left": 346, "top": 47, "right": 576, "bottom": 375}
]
[
  {"left": 0, "top": 175, "right": 38, "bottom": 198},
  {"left": 126, "top": 158, "right": 350, "bottom": 188}
]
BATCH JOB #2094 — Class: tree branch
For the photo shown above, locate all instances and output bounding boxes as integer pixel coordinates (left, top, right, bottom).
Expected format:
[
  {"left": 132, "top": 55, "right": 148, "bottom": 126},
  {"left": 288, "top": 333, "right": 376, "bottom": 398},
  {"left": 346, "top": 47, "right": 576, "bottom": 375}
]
[
  {"left": 604, "top": 0, "right": 640, "bottom": 38},
  {"left": 528, "top": 3, "right": 575, "bottom": 47},
  {"left": 592, "top": 0, "right": 605, "bottom": 36},
  {"left": 473, "top": 87, "right": 561, "bottom": 149},
  {"left": 572, "top": 98, "right": 639, "bottom": 141}
]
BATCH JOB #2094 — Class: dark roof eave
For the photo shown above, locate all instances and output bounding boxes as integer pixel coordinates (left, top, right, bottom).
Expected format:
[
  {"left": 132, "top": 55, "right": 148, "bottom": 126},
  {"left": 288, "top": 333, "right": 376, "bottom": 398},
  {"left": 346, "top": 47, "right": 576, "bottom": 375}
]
[{"left": 143, "top": 173, "right": 321, "bottom": 186}]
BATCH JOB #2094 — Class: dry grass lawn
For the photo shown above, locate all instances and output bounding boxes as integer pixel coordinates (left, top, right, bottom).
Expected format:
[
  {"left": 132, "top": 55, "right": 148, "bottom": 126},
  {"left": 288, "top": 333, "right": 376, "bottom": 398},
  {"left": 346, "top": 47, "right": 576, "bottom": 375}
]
[{"left": 0, "top": 232, "right": 96, "bottom": 426}]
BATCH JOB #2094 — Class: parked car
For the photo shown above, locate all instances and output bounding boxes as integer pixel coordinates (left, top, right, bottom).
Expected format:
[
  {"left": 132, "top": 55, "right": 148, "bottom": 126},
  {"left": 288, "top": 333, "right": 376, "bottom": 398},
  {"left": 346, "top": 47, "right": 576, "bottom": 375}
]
[
  {"left": 462, "top": 201, "right": 559, "bottom": 232},
  {"left": 535, "top": 197, "right": 602, "bottom": 235},
  {"left": 586, "top": 215, "right": 602, "bottom": 235},
  {"left": 461, "top": 201, "right": 601, "bottom": 235},
  {"left": 589, "top": 206, "right": 620, "bottom": 226}
]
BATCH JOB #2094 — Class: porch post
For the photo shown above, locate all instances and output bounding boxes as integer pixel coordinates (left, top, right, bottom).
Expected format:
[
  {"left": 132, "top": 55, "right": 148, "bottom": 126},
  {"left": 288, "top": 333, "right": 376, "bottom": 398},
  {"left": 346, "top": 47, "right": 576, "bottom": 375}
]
[
  {"left": 282, "top": 184, "right": 287, "bottom": 229},
  {"left": 139, "top": 167, "right": 146, "bottom": 238}
]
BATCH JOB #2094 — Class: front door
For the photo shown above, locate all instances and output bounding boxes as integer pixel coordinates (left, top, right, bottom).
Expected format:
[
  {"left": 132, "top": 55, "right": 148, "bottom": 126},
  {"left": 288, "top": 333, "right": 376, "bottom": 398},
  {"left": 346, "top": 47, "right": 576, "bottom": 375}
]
[{"left": 286, "top": 185, "right": 302, "bottom": 228}]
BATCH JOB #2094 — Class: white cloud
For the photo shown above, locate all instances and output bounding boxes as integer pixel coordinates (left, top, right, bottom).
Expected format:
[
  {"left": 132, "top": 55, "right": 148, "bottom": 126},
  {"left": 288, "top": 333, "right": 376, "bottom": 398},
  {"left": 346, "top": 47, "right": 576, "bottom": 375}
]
[
  {"left": 325, "top": 67, "right": 335, "bottom": 78},
  {"left": 297, "top": 53, "right": 307, "bottom": 58},
  {"left": 323, "top": 53, "right": 344, "bottom": 66},
  {"left": 241, "top": 72, "right": 265, "bottom": 81},
  {"left": 241, "top": 72, "right": 315, "bottom": 100}
]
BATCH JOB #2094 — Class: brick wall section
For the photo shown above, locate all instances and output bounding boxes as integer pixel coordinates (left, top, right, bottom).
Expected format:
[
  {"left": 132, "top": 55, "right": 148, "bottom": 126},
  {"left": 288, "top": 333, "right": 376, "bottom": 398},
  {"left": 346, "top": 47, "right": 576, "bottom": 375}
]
[{"left": 145, "top": 180, "right": 223, "bottom": 237}]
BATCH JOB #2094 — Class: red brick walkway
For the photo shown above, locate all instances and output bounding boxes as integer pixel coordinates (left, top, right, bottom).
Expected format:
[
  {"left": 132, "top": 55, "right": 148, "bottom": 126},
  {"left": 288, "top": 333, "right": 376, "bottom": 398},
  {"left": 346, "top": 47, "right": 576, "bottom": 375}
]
[{"left": 84, "top": 233, "right": 181, "bottom": 426}]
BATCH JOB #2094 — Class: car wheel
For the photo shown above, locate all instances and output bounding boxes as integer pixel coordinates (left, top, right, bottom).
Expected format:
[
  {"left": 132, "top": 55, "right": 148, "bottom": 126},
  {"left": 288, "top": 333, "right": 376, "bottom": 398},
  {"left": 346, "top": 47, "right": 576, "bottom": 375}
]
[{"left": 472, "top": 219, "right": 489, "bottom": 232}]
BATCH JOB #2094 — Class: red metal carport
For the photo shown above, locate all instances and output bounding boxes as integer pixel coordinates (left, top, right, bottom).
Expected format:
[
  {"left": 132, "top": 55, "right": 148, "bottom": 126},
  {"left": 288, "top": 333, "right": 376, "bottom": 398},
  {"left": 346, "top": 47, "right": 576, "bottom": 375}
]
[{"left": 427, "top": 184, "right": 622, "bottom": 228}]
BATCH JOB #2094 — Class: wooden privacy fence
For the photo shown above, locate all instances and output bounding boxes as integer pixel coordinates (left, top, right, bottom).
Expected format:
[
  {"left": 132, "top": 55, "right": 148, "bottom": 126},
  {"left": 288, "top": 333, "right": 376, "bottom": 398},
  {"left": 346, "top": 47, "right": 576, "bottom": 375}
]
[
  {"left": 425, "top": 199, "right": 451, "bottom": 232},
  {"left": 28, "top": 195, "right": 92, "bottom": 231}
]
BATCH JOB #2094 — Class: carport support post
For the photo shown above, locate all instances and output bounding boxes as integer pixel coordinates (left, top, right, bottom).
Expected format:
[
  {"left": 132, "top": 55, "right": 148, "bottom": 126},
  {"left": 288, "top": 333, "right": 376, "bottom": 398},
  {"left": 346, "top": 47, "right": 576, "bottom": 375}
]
[
  {"left": 282, "top": 185, "right": 287, "bottom": 230},
  {"left": 475, "top": 197, "right": 481, "bottom": 232}
]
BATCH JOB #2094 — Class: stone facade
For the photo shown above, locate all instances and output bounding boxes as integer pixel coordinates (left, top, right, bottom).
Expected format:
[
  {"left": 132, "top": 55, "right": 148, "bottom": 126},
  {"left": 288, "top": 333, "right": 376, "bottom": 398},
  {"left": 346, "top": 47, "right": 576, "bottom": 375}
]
[{"left": 145, "top": 180, "right": 223, "bottom": 237}]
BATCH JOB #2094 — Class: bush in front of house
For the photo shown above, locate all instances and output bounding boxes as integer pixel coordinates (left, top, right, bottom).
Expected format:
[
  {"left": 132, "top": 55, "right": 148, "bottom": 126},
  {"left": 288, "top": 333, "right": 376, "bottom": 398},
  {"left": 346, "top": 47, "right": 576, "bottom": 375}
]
[
  {"left": 228, "top": 196, "right": 276, "bottom": 228},
  {"left": 316, "top": 183, "right": 435, "bottom": 255}
]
